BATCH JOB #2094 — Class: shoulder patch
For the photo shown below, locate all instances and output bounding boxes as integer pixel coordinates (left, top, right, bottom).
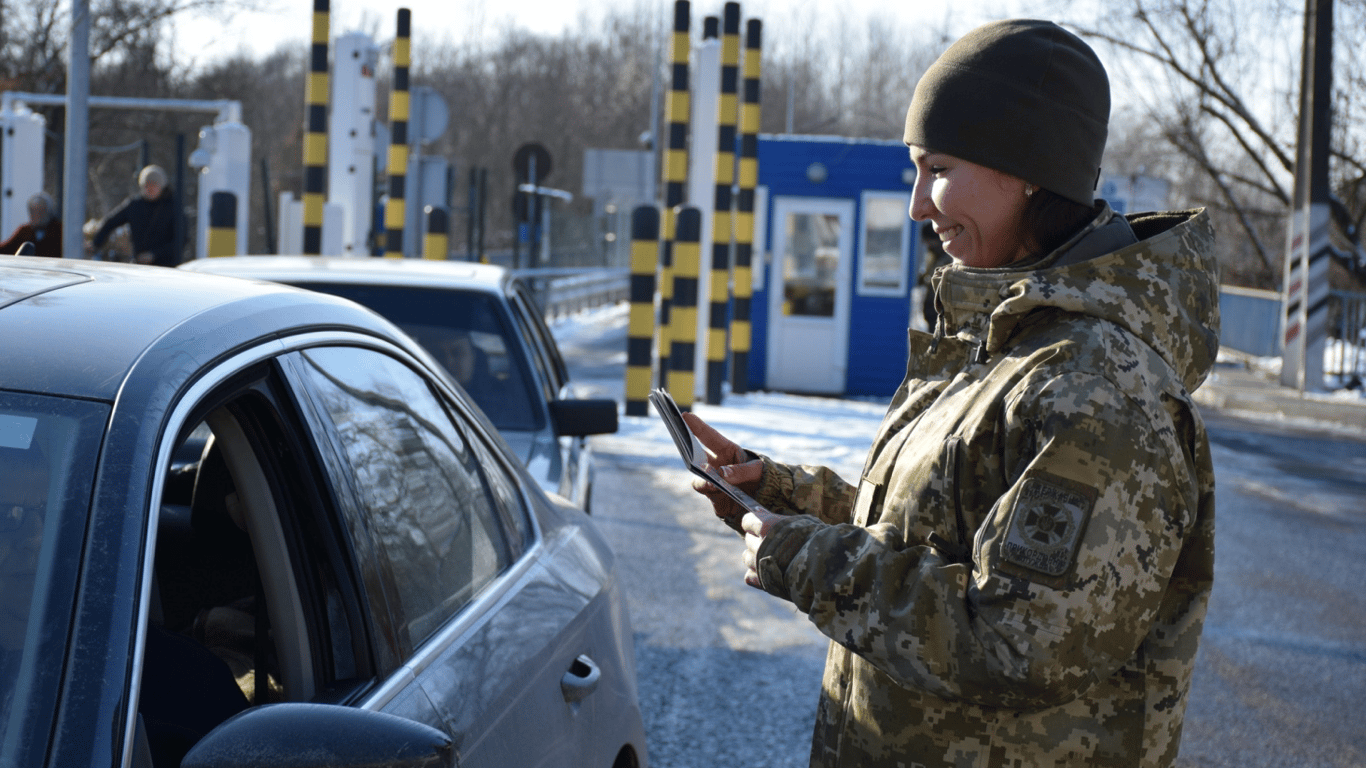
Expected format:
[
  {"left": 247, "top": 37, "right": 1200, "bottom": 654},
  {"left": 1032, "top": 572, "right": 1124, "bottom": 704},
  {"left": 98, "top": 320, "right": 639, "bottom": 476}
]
[{"left": 1000, "top": 474, "right": 1095, "bottom": 578}]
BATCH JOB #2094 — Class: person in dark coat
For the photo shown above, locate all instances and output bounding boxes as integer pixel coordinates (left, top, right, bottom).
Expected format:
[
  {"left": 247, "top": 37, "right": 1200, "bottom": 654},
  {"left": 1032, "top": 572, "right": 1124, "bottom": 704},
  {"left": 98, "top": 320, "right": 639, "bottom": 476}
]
[
  {"left": 88, "top": 165, "right": 185, "bottom": 266},
  {"left": 1, "top": 192, "right": 62, "bottom": 257}
]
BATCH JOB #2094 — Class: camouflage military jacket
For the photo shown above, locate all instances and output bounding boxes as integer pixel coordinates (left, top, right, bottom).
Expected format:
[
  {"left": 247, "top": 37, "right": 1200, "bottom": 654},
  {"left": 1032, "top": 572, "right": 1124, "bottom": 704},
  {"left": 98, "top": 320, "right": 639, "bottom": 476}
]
[{"left": 749, "top": 206, "right": 1219, "bottom": 767}]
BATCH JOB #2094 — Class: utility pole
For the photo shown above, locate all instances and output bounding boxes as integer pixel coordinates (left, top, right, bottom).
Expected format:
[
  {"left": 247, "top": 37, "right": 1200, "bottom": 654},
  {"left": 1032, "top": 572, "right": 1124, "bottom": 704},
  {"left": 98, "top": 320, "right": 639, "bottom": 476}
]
[
  {"left": 63, "top": 0, "right": 90, "bottom": 260},
  {"left": 1280, "top": 0, "right": 1334, "bottom": 391}
]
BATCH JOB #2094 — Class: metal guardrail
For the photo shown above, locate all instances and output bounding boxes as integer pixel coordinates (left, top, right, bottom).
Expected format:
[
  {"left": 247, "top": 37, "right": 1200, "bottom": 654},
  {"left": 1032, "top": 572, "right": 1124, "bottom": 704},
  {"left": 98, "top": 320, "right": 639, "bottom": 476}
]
[
  {"left": 1219, "top": 285, "right": 1365, "bottom": 388},
  {"left": 515, "top": 267, "right": 630, "bottom": 320},
  {"left": 1328, "top": 290, "right": 1366, "bottom": 387},
  {"left": 1218, "top": 286, "right": 1283, "bottom": 358}
]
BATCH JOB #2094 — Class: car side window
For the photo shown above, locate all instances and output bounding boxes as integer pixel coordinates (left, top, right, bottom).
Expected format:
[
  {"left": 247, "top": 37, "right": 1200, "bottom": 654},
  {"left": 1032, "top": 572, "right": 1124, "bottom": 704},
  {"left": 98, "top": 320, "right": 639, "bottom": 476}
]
[
  {"left": 505, "top": 288, "right": 560, "bottom": 403},
  {"left": 511, "top": 282, "right": 571, "bottom": 389},
  {"left": 291, "top": 346, "right": 514, "bottom": 652}
]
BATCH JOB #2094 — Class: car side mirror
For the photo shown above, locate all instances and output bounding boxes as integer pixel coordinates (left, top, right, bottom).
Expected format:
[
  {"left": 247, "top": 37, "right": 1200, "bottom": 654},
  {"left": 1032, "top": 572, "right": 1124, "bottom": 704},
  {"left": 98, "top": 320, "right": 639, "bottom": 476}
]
[
  {"left": 548, "top": 398, "right": 619, "bottom": 437},
  {"left": 181, "top": 703, "right": 453, "bottom": 768}
]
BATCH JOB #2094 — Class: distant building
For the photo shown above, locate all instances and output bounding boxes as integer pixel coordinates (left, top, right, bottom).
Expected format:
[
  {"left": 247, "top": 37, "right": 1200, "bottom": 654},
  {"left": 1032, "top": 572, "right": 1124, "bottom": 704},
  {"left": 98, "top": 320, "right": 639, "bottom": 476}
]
[{"left": 1100, "top": 173, "right": 1171, "bottom": 215}]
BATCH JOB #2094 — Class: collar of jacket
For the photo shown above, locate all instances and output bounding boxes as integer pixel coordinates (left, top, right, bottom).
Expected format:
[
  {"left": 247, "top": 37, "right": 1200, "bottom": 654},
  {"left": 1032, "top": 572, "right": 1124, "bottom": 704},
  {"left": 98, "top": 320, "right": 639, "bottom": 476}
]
[{"left": 929, "top": 204, "right": 1220, "bottom": 392}]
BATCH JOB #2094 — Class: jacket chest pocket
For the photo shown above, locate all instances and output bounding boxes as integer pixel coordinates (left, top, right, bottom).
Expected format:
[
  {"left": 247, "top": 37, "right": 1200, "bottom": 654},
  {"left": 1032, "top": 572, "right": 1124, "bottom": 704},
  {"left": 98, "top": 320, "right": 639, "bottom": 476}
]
[{"left": 872, "top": 434, "right": 980, "bottom": 565}]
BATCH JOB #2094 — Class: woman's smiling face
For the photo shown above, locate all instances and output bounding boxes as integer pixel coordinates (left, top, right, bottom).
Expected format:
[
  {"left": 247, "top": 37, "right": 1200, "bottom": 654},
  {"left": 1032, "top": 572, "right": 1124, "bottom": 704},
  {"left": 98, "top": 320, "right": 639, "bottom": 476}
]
[{"left": 908, "top": 146, "right": 1032, "bottom": 269}]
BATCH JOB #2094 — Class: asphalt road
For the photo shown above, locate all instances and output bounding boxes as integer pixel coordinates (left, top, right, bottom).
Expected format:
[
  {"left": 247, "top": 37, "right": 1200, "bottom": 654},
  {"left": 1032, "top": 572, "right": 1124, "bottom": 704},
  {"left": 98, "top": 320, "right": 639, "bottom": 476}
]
[{"left": 559, "top": 310, "right": 1366, "bottom": 768}]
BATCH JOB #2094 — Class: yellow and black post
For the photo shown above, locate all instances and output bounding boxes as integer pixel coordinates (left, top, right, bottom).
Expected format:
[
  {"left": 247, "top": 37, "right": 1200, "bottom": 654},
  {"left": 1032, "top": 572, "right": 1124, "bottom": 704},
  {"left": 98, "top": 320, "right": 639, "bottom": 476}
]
[
  {"left": 668, "top": 205, "right": 702, "bottom": 411},
  {"left": 383, "top": 8, "right": 412, "bottom": 259},
  {"left": 730, "top": 17, "right": 761, "bottom": 394},
  {"left": 208, "top": 191, "right": 237, "bottom": 257},
  {"left": 626, "top": 205, "right": 660, "bottom": 416},
  {"left": 657, "top": 0, "right": 691, "bottom": 389},
  {"left": 424, "top": 205, "right": 448, "bottom": 260},
  {"left": 704, "top": 2, "right": 740, "bottom": 405},
  {"left": 302, "top": 0, "right": 330, "bottom": 254}
]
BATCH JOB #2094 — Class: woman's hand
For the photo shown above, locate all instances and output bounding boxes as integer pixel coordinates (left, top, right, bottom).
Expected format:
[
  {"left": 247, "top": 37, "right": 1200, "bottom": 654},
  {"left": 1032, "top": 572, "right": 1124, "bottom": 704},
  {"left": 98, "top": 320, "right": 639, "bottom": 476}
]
[
  {"left": 682, "top": 412, "right": 763, "bottom": 528},
  {"left": 741, "top": 507, "right": 786, "bottom": 588}
]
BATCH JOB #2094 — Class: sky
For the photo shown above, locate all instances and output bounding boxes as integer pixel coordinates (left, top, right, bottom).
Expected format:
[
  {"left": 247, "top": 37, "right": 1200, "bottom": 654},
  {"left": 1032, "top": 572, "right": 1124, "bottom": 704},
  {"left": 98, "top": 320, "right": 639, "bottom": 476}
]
[{"left": 170, "top": 0, "right": 1038, "bottom": 68}]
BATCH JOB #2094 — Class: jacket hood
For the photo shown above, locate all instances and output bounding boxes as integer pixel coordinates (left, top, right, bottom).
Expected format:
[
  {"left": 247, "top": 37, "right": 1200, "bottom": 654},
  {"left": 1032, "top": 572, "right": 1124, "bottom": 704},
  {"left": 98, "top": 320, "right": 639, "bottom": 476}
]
[{"left": 933, "top": 206, "right": 1220, "bottom": 392}]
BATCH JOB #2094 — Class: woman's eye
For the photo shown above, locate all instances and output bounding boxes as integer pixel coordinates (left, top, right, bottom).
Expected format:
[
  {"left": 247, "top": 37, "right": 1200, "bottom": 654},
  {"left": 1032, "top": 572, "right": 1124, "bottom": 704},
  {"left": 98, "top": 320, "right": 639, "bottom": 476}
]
[{"left": 929, "top": 166, "right": 947, "bottom": 176}]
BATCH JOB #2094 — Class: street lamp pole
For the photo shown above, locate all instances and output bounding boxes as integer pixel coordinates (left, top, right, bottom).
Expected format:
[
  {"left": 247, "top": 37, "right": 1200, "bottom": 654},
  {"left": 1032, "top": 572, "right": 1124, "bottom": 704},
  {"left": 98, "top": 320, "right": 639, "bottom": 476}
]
[{"left": 63, "top": 0, "right": 90, "bottom": 260}]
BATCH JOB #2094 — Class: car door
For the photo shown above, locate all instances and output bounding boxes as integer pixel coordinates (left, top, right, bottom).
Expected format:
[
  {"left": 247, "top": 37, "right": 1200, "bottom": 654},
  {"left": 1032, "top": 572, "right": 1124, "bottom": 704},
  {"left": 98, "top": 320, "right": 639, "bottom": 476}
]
[
  {"left": 136, "top": 354, "right": 430, "bottom": 768},
  {"left": 283, "top": 343, "right": 620, "bottom": 767}
]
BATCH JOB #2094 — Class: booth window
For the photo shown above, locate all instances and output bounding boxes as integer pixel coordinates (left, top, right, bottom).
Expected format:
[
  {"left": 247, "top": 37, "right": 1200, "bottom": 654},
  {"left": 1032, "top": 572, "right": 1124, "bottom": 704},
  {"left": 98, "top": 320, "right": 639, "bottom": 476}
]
[{"left": 857, "top": 191, "right": 911, "bottom": 297}]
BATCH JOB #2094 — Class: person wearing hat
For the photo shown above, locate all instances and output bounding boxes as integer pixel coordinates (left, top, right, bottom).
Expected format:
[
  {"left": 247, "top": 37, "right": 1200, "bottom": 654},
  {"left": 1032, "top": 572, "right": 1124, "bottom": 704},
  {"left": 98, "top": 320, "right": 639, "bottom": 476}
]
[
  {"left": 88, "top": 164, "right": 186, "bottom": 266},
  {"left": 684, "top": 19, "right": 1219, "bottom": 767},
  {"left": 1, "top": 192, "right": 62, "bottom": 257}
]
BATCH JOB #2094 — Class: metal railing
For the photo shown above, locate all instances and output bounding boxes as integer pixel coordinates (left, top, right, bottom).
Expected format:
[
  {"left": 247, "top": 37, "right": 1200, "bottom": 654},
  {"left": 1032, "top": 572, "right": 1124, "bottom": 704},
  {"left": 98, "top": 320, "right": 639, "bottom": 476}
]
[
  {"left": 516, "top": 267, "right": 629, "bottom": 320},
  {"left": 1328, "top": 290, "right": 1366, "bottom": 388}
]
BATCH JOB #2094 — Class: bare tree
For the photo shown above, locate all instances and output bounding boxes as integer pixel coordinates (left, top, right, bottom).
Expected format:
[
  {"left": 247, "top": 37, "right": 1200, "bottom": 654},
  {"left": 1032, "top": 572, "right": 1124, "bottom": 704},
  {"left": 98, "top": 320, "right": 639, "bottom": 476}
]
[{"left": 1066, "top": 0, "right": 1366, "bottom": 289}]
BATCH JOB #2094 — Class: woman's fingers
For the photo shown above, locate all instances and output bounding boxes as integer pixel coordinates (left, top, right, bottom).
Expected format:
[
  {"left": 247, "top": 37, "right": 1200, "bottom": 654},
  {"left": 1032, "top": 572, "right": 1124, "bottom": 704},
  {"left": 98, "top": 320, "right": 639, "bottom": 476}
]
[{"left": 681, "top": 412, "right": 742, "bottom": 465}]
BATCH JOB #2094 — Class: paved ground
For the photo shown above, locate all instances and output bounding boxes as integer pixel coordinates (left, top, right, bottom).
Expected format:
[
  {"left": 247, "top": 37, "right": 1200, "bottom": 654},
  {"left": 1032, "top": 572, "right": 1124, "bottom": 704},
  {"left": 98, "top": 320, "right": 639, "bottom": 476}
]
[{"left": 557, "top": 310, "right": 1366, "bottom": 767}]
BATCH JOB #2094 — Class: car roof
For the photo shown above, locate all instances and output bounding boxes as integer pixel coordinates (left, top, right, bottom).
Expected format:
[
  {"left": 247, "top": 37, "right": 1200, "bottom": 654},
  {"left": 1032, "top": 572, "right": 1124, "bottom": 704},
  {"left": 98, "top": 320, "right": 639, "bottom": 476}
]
[
  {"left": 0, "top": 256, "right": 408, "bottom": 401},
  {"left": 180, "top": 255, "right": 513, "bottom": 293}
]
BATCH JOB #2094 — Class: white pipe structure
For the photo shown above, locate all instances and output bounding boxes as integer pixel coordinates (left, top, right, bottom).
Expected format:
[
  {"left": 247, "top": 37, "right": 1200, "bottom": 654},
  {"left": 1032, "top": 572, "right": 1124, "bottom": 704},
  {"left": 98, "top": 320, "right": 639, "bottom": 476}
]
[
  {"left": 3, "top": 91, "right": 247, "bottom": 259},
  {"left": 0, "top": 105, "right": 45, "bottom": 240},
  {"left": 328, "top": 32, "right": 380, "bottom": 256},
  {"left": 2, "top": 92, "right": 242, "bottom": 124}
]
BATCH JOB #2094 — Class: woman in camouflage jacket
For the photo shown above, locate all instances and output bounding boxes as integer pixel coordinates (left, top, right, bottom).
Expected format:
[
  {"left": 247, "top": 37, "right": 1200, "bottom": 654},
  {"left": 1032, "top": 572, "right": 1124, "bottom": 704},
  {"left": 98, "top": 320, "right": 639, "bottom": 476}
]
[{"left": 687, "top": 19, "right": 1219, "bottom": 768}]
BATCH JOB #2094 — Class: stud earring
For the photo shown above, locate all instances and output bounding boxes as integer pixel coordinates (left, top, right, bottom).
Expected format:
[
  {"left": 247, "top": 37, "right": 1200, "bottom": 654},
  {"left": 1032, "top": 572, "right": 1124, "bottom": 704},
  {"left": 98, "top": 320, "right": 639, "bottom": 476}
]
[{"left": 1024, "top": 184, "right": 1036, "bottom": 197}]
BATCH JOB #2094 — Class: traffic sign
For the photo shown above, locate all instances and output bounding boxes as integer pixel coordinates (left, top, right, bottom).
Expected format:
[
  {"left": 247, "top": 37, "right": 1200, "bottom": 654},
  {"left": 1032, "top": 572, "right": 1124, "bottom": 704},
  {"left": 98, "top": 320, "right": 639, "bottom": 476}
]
[{"left": 513, "top": 142, "right": 552, "bottom": 183}]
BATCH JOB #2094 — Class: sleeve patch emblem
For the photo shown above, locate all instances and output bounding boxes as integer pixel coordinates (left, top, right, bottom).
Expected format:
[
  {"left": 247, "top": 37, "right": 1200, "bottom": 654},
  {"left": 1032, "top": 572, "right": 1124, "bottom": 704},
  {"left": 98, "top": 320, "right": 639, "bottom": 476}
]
[{"left": 1001, "top": 475, "right": 1094, "bottom": 578}]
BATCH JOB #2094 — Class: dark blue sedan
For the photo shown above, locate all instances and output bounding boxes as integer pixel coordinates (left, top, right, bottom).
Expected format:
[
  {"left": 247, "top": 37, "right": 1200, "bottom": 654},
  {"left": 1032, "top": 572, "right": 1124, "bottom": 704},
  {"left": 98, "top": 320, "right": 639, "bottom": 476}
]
[{"left": 0, "top": 256, "right": 647, "bottom": 768}]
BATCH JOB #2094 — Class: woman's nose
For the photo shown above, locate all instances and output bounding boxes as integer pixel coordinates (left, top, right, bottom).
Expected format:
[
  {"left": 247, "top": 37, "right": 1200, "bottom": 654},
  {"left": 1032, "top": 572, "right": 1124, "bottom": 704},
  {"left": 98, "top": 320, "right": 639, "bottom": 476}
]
[{"left": 909, "top": 182, "right": 935, "bottom": 222}]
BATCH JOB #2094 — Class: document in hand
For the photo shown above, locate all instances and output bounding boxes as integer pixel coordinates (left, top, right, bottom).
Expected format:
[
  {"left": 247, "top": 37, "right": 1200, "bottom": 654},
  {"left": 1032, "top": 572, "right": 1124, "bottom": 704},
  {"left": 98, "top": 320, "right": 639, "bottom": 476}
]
[{"left": 648, "top": 388, "right": 770, "bottom": 516}]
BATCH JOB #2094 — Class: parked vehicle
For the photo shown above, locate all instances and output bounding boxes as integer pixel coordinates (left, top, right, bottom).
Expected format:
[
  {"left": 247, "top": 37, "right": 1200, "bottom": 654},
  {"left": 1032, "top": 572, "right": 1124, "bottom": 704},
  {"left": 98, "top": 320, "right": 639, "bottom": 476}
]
[
  {"left": 0, "top": 256, "right": 647, "bottom": 768},
  {"left": 181, "top": 257, "right": 617, "bottom": 512}
]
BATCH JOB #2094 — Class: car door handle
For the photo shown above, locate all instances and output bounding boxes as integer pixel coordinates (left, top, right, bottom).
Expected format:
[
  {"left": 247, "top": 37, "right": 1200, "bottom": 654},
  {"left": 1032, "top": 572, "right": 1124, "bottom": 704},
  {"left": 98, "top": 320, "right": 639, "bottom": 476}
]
[{"left": 560, "top": 654, "right": 601, "bottom": 704}]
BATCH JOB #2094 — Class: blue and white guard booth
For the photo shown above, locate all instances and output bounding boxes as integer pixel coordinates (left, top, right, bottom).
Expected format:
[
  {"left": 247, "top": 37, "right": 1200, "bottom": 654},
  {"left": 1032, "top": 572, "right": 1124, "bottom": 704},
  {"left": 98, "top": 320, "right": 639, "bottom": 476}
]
[{"left": 743, "top": 134, "right": 923, "bottom": 398}]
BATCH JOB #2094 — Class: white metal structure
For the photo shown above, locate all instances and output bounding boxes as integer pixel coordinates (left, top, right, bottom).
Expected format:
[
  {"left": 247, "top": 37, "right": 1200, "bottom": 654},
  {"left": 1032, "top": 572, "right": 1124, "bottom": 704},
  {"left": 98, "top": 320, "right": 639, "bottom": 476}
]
[
  {"left": 0, "top": 104, "right": 44, "bottom": 241},
  {"left": 328, "top": 32, "right": 381, "bottom": 257}
]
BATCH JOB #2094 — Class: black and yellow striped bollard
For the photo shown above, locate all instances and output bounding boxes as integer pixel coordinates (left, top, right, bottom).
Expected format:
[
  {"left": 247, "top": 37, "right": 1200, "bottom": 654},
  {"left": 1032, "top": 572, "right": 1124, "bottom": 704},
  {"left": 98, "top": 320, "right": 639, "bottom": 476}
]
[
  {"left": 668, "top": 206, "right": 702, "bottom": 411},
  {"left": 625, "top": 205, "right": 660, "bottom": 417},
  {"left": 423, "top": 206, "right": 448, "bottom": 260},
  {"left": 705, "top": 2, "right": 741, "bottom": 405},
  {"left": 657, "top": 0, "right": 692, "bottom": 390},
  {"left": 383, "top": 8, "right": 412, "bottom": 259},
  {"left": 302, "top": 0, "right": 330, "bottom": 254},
  {"left": 208, "top": 191, "right": 237, "bottom": 257},
  {"left": 730, "top": 18, "right": 762, "bottom": 394}
]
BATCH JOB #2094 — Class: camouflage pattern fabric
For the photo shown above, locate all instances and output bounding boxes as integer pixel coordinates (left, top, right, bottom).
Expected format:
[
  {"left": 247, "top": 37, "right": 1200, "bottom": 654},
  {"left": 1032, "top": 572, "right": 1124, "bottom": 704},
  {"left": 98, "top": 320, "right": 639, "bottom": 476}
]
[{"left": 746, "top": 206, "right": 1219, "bottom": 767}]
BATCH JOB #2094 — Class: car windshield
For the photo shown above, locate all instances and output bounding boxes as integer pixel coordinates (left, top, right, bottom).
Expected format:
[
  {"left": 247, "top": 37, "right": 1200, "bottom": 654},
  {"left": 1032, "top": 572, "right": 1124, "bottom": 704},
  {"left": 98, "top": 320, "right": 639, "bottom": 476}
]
[
  {"left": 293, "top": 283, "right": 545, "bottom": 432},
  {"left": 0, "top": 392, "right": 107, "bottom": 750}
]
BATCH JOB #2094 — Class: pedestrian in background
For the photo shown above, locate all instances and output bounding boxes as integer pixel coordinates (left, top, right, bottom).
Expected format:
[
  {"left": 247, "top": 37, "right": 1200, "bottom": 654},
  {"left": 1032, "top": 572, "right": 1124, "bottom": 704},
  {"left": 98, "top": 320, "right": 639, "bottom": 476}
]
[
  {"left": 687, "top": 18, "right": 1220, "bottom": 767},
  {"left": 88, "top": 165, "right": 185, "bottom": 266},
  {"left": 1, "top": 192, "right": 62, "bottom": 257}
]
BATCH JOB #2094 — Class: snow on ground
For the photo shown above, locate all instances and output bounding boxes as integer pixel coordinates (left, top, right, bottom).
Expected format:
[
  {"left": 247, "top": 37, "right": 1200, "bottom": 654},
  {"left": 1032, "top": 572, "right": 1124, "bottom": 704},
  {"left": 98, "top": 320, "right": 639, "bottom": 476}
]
[
  {"left": 551, "top": 303, "right": 890, "bottom": 482},
  {"left": 1219, "top": 342, "right": 1366, "bottom": 401}
]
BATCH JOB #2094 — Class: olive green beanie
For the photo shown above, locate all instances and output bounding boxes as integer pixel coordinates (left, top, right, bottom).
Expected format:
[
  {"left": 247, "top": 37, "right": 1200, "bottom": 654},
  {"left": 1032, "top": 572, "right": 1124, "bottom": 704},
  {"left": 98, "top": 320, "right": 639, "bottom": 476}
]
[{"left": 903, "top": 19, "right": 1109, "bottom": 206}]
